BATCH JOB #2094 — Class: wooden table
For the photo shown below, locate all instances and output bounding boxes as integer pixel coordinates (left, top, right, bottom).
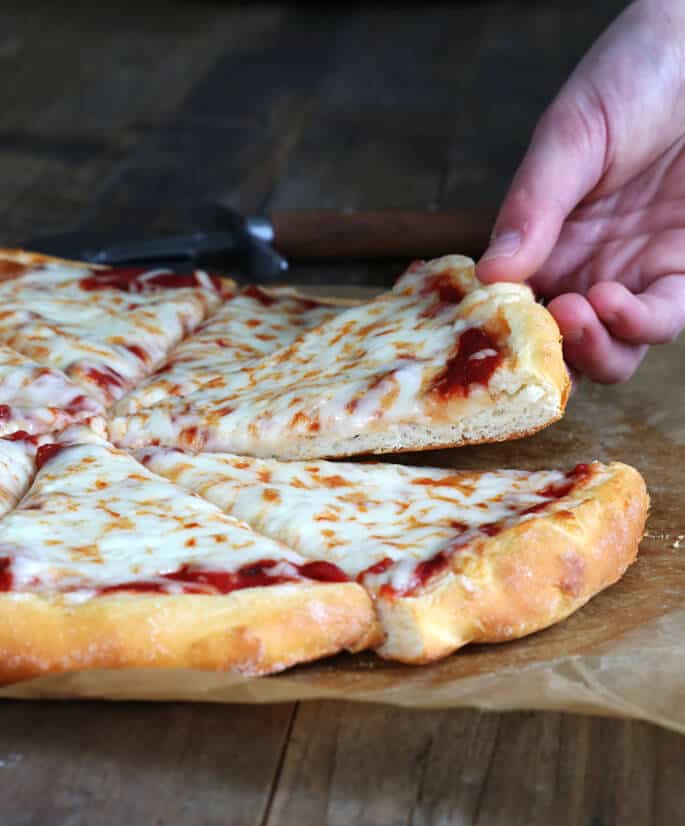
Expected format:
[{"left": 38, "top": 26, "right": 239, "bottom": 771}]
[{"left": 1, "top": 2, "right": 683, "bottom": 824}]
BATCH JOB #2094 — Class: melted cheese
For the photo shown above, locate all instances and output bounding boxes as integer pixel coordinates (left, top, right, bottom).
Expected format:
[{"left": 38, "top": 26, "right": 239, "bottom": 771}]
[
  {"left": 118, "top": 287, "right": 341, "bottom": 413},
  {"left": 0, "top": 439, "right": 35, "bottom": 517},
  {"left": 0, "top": 261, "right": 222, "bottom": 406},
  {"left": 111, "top": 257, "right": 533, "bottom": 453},
  {"left": 0, "top": 345, "right": 102, "bottom": 435},
  {"left": 138, "top": 448, "right": 606, "bottom": 592},
  {"left": 0, "top": 428, "right": 311, "bottom": 598}
]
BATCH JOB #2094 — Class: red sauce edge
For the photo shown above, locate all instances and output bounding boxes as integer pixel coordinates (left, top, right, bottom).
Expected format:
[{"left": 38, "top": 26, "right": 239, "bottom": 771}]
[
  {"left": 3, "top": 430, "right": 39, "bottom": 443},
  {"left": 385, "top": 463, "right": 596, "bottom": 597},
  {"left": 431, "top": 327, "right": 503, "bottom": 398},
  {"left": 522, "top": 463, "right": 594, "bottom": 515},
  {"left": 242, "top": 284, "right": 277, "bottom": 307},
  {"left": 64, "top": 394, "right": 96, "bottom": 414},
  {"left": 83, "top": 365, "right": 126, "bottom": 393},
  {"left": 80, "top": 267, "right": 221, "bottom": 293},
  {"left": 0, "top": 557, "right": 12, "bottom": 591},
  {"left": 357, "top": 557, "right": 394, "bottom": 582},
  {"left": 299, "top": 560, "right": 349, "bottom": 583},
  {"left": 97, "top": 559, "right": 349, "bottom": 596},
  {"left": 35, "top": 443, "right": 65, "bottom": 471},
  {"left": 125, "top": 344, "right": 149, "bottom": 363},
  {"left": 420, "top": 272, "right": 465, "bottom": 304}
]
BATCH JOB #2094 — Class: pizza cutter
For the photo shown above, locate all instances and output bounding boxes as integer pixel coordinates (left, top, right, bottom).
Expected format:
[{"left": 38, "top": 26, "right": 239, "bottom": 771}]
[{"left": 20, "top": 205, "right": 496, "bottom": 279}]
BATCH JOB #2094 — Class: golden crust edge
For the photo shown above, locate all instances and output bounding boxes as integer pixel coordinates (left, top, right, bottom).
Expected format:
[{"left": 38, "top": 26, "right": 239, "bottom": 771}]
[
  {"left": 0, "top": 581, "right": 381, "bottom": 685},
  {"left": 498, "top": 294, "right": 571, "bottom": 414},
  {"left": 375, "top": 462, "right": 649, "bottom": 663}
]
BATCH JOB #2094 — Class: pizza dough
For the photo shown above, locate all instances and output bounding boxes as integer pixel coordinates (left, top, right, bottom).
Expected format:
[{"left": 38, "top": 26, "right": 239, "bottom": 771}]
[
  {"left": 110, "top": 256, "right": 570, "bottom": 459},
  {"left": 139, "top": 448, "right": 648, "bottom": 664},
  {"left": 0, "top": 249, "right": 648, "bottom": 682}
]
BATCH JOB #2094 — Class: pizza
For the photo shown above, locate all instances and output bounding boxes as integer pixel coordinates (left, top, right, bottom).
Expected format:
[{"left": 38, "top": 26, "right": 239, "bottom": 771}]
[
  {"left": 0, "top": 345, "right": 103, "bottom": 436},
  {"left": 0, "top": 426, "right": 378, "bottom": 682},
  {"left": 0, "top": 248, "right": 648, "bottom": 683},
  {"left": 0, "top": 424, "right": 646, "bottom": 680},
  {"left": 0, "top": 250, "right": 225, "bottom": 407},
  {"left": 119, "top": 285, "right": 348, "bottom": 411},
  {"left": 110, "top": 255, "right": 570, "bottom": 459},
  {"left": 138, "top": 448, "right": 648, "bottom": 664}
]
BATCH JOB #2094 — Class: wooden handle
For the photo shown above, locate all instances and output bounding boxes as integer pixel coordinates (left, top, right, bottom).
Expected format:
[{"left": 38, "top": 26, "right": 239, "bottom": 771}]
[{"left": 270, "top": 208, "right": 497, "bottom": 259}]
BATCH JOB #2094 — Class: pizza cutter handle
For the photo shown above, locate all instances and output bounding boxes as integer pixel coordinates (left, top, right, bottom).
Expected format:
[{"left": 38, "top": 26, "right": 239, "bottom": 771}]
[{"left": 269, "top": 208, "right": 498, "bottom": 260}]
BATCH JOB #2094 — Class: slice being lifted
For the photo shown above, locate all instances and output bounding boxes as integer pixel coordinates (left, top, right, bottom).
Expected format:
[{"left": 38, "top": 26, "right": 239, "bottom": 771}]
[
  {"left": 119, "top": 285, "right": 347, "bottom": 412},
  {"left": 111, "top": 255, "right": 570, "bottom": 459},
  {"left": 0, "top": 426, "right": 378, "bottom": 682},
  {"left": 139, "top": 448, "right": 648, "bottom": 664},
  {"left": 0, "top": 250, "right": 224, "bottom": 407}
]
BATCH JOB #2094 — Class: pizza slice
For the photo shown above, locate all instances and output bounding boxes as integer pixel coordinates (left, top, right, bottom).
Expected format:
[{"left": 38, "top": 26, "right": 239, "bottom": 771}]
[
  {"left": 0, "top": 426, "right": 378, "bottom": 682},
  {"left": 0, "top": 345, "right": 103, "bottom": 436},
  {"left": 139, "top": 447, "right": 648, "bottom": 664},
  {"left": 0, "top": 250, "right": 225, "bottom": 407},
  {"left": 110, "top": 255, "right": 570, "bottom": 458},
  {"left": 118, "top": 285, "right": 347, "bottom": 413}
]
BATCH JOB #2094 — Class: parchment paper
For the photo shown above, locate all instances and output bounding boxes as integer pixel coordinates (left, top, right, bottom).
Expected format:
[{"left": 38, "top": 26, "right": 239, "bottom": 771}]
[{"left": 1, "top": 294, "right": 683, "bottom": 733}]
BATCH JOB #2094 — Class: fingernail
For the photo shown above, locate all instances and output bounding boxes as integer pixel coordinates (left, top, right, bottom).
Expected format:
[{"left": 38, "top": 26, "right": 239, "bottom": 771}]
[{"left": 479, "top": 229, "right": 522, "bottom": 263}]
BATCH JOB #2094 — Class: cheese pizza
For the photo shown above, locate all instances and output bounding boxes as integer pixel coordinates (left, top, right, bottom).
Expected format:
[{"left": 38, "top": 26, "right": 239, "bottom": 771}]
[
  {"left": 119, "top": 285, "right": 347, "bottom": 411},
  {"left": 0, "top": 250, "right": 224, "bottom": 407},
  {"left": 0, "top": 247, "right": 648, "bottom": 683},
  {"left": 110, "top": 256, "right": 570, "bottom": 459},
  {"left": 0, "top": 426, "right": 378, "bottom": 682},
  {"left": 139, "top": 448, "right": 648, "bottom": 664},
  {"left": 0, "top": 345, "right": 103, "bottom": 436}
]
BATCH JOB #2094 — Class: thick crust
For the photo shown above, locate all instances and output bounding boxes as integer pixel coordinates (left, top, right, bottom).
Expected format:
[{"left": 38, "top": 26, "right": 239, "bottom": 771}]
[
  {"left": 0, "top": 582, "right": 381, "bottom": 684},
  {"left": 376, "top": 462, "right": 648, "bottom": 663},
  {"left": 253, "top": 394, "right": 565, "bottom": 461},
  {"left": 214, "top": 277, "right": 570, "bottom": 461},
  {"left": 502, "top": 294, "right": 571, "bottom": 412}
]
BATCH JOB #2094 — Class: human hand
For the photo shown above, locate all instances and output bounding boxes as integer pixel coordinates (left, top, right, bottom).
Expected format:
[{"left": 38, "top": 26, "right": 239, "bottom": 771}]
[{"left": 476, "top": 0, "right": 685, "bottom": 383}]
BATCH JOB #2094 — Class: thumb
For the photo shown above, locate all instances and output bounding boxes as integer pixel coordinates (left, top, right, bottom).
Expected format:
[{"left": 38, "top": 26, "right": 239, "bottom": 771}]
[{"left": 476, "top": 94, "right": 608, "bottom": 284}]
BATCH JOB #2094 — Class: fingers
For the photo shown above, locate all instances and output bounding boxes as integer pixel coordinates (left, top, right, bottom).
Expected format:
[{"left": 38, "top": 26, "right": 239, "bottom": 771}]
[
  {"left": 588, "top": 277, "right": 685, "bottom": 345},
  {"left": 547, "top": 293, "right": 647, "bottom": 383},
  {"left": 476, "top": 93, "right": 608, "bottom": 285}
]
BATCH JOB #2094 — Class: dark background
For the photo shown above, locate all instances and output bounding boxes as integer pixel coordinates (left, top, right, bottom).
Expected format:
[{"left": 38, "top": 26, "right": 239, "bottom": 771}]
[
  {"left": 1, "top": 0, "right": 628, "bottom": 286},
  {"left": 5, "top": 4, "right": 683, "bottom": 826}
]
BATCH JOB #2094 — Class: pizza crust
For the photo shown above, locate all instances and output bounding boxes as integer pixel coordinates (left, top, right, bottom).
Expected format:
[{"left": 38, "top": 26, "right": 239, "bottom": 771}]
[
  {"left": 0, "top": 249, "right": 646, "bottom": 682},
  {"left": 375, "top": 462, "right": 648, "bottom": 663},
  {"left": 250, "top": 294, "right": 570, "bottom": 460},
  {"left": 0, "top": 581, "right": 381, "bottom": 683}
]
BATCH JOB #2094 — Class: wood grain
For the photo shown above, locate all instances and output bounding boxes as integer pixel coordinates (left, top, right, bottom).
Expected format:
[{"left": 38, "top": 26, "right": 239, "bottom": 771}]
[
  {"left": 0, "top": 700, "right": 295, "bottom": 826},
  {"left": 0, "top": 2, "right": 681, "bottom": 826},
  {"left": 267, "top": 707, "right": 685, "bottom": 826}
]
